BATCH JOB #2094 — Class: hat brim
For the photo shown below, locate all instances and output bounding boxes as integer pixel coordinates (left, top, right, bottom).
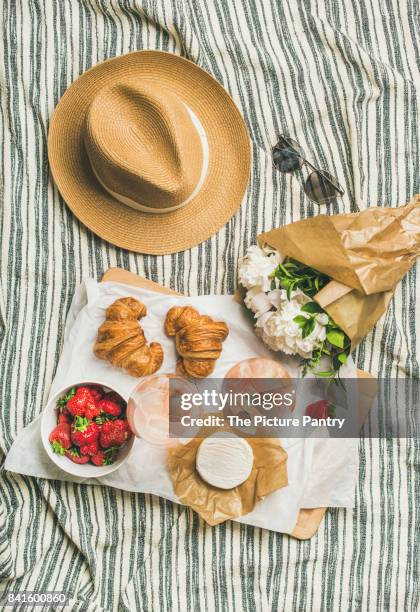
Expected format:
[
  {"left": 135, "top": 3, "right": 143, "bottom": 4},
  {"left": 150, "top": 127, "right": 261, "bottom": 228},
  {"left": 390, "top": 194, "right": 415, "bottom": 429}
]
[{"left": 48, "top": 51, "right": 251, "bottom": 255}]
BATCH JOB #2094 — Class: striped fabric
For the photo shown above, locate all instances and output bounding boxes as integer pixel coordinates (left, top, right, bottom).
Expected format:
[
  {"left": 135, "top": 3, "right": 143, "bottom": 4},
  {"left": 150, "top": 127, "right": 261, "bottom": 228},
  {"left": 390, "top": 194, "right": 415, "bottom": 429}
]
[{"left": 1, "top": 1, "right": 419, "bottom": 610}]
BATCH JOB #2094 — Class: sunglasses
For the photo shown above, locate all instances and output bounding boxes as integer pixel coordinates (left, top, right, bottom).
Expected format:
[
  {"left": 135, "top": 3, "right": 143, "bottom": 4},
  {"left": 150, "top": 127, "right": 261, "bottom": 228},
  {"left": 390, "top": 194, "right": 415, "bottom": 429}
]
[{"left": 272, "top": 135, "right": 345, "bottom": 204}]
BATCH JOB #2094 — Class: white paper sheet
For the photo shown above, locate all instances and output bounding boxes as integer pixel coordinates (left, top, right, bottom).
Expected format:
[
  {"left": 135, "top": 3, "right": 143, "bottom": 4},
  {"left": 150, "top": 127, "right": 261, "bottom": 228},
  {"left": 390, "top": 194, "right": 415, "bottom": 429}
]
[{"left": 5, "top": 279, "right": 358, "bottom": 533}]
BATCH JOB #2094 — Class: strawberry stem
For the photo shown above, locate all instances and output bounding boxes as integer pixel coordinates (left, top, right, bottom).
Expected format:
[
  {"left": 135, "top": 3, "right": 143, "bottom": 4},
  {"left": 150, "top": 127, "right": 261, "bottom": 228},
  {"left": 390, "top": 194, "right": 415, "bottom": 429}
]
[
  {"left": 104, "top": 446, "right": 120, "bottom": 454},
  {"left": 51, "top": 440, "right": 65, "bottom": 455},
  {"left": 74, "top": 416, "right": 90, "bottom": 431},
  {"left": 57, "top": 387, "right": 76, "bottom": 408}
]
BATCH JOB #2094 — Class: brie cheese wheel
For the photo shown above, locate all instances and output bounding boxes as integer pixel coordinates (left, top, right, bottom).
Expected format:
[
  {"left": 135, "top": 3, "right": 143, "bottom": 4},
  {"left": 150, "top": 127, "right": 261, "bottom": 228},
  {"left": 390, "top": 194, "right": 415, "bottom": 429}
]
[{"left": 196, "top": 434, "right": 254, "bottom": 489}]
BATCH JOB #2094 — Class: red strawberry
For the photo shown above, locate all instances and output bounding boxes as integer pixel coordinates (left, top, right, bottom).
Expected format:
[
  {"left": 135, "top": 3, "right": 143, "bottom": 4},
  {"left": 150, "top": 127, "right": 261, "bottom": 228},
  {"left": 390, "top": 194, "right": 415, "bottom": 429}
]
[
  {"left": 65, "top": 448, "right": 90, "bottom": 464},
  {"left": 97, "top": 399, "right": 122, "bottom": 417},
  {"left": 49, "top": 423, "right": 72, "bottom": 454},
  {"left": 80, "top": 441, "right": 100, "bottom": 456},
  {"left": 91, "top": 450, "right": 106, "bottom": 466},
  {"left": 58, "top": 411, "right": 71, "bottom": 424},
  {"left": 71, "top": 417, "right": 100, "bottom": 448},
  {"left": 92, "top": 448, "right": 119, "bottom": 466},
  {"left": 85, "top": 404, "right": 101, "bottom": 420},
  {"left": 103, "top": 391, "right": 125, "bottom": 406},
  {"left": 67, "top": 387, "right": 101, "bottom": 419},
  {"left": 88, "top": 385, "right": 104, "bottom": 402},
  {"left": 57, "top": 387, "right": 76, "bottom": 409},
  {"left": 100, "top": 419, "right": 132, "bottom": 449},
  {"left": 305, "top": 400, "right": 336, "bottom": 419}
]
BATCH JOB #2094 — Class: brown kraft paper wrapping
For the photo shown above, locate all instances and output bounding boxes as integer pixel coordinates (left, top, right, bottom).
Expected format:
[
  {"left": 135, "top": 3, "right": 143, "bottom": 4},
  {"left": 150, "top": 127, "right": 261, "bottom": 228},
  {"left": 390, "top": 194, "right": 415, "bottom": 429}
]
[
  {"left": 167, "top": 437, "right": 288, "bottom": 526},
  {"left": 258, "top": 197, "right": 420, "bottom": 347}
]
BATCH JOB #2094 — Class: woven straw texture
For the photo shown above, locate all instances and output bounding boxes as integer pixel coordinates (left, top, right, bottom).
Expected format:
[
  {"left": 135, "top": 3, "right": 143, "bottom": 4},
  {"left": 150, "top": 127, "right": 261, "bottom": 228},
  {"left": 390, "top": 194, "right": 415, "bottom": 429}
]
[
  {"left": 48, "top": 51, "right": 251, "bottom": 254},
  {"left": 0, "top": 1, "right": 419, "bottom": 611}
]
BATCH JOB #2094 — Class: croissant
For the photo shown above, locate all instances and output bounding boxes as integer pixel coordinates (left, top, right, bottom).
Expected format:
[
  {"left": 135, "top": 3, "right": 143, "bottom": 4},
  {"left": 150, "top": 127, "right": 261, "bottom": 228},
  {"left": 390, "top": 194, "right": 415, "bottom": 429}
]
[
  {"left": 94, "top": 297, "right": 163, "bottom": 377},
  {"left": 165, "top": 306, "right": 228, "bottom": 378}
]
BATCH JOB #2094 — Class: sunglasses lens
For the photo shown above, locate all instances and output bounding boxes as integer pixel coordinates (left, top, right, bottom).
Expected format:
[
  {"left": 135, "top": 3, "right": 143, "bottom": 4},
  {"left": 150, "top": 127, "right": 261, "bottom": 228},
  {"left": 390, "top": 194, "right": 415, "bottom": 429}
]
[
  {"left": 272, "top": 136, "right": 305, "bottom": 173},
  {"left": 304, "top": 170, "right": 343, "bottom": 203}
]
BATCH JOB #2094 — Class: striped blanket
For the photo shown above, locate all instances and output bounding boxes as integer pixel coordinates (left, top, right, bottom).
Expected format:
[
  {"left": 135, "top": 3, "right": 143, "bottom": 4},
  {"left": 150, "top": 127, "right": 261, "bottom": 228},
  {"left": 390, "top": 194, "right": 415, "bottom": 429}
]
[{"left": 1, "top": 1, "right": 419, "bottom": 610}]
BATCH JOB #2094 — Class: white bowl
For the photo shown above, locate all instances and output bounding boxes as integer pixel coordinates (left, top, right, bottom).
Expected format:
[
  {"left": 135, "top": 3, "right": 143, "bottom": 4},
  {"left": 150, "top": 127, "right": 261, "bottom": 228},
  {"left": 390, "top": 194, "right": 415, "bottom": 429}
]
[{"left": 41, "top": 380, "right": 135, "bottom": 478}]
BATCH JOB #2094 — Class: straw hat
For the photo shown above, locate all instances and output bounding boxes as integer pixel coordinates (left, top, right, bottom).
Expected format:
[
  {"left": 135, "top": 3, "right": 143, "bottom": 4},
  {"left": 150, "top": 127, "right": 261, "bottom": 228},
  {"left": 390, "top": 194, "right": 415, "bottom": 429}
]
[{"left": 48, "top": 51, "right": 251, "bottom": 254}]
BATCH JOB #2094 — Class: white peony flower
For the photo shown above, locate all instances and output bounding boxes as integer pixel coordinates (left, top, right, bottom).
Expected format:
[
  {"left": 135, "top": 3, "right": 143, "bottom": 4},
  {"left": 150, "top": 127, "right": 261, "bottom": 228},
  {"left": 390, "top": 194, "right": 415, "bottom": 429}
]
[
  {"left": 239, "top": 243, "right": 333, "bottom": 364},
  {"left": 238, "top": 245, "right": 282, "bottom": 291},
  {"left": 244, "top": 287, "right": 272, "bottom": 318},
  {"left": 266, "top": 289, "right": 284, "bottom": 310},
  {"left": 255, "top": 310, "right": 274, "bottom": 329},
  {"left": 315, "top": 313, "right": 328, "bottom": 325},
  {"left": 255, "top": 293, "right": 328, "bottom": 359}
]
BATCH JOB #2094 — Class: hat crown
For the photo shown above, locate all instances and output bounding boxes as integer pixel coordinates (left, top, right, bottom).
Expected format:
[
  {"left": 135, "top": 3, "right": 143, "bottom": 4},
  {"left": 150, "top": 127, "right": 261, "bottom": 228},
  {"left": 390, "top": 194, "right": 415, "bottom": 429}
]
[{"left": 84, "top": 79, "right": 204, "bottom": 212}]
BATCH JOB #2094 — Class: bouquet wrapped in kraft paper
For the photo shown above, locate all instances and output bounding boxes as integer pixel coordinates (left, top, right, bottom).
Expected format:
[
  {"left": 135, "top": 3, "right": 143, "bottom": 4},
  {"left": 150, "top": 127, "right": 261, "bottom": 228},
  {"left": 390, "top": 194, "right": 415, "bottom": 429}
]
[{"left": 258, "top": 197, "right": 420, "bottom": 348}]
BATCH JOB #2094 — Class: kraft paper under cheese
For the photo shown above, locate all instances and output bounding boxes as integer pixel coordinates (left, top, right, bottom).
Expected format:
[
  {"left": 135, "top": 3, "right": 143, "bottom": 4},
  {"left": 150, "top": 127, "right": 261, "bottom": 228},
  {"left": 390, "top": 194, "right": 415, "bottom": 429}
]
[{"left": 167, "top": 435, "right": 288, "bottom": 526}]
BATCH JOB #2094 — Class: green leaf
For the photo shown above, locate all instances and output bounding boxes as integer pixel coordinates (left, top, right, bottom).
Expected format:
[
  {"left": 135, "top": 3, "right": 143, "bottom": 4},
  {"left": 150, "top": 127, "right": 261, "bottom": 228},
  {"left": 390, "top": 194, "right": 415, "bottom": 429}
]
[
  {"left": 57, "top": 387, "right": 76, "bottom": 408},
  {"left": 327, "top": 403, "right": 336, "bottom": 418},
  {"left": 327, "top": 329, "right": 345, "bottom": 349},
  {"left": 293, "top": 315, "right": 308, "bottom": 327},
  {"left": 95, "top": 413, "right": 109, "bottom": 424},
  {"left": 279, "top": 277, "right": 291, "bottom": 290},
  {"left": 103, "top": 447, "right": 119, "bottom": 465},
  {"left": 278, "top": 263, "right": 293, "bottom": 277},
  {"left": 74, "top": 416, "right": 90, "bottom": 431},
  {"left": 315, "top": 371, "right": 336, "bottom": 377},
  {"left": 51, "top": 440, "right": 65, "bottom": 455},
  {"left": 326, "top": 323, "right": 339, "bottom": 332},
  {"left": 104, "top": 446, "right": 120, "bottom": 454},
  {"left": 104, "top": 455, "right": 117, "bottom": 466},
  {"left": 273, "top": 259, "right": 330, "bottom": 299},
  {"left": 302, "top": 318, "right": 316, "bottom": 338},
  {"left": 337, "top": 352, "right": 348, "bottom": 364},
  {"left": 283, "top": 262, "right": 299, "bottom": 270},
  {"left": 301, "top": 301, "right": 322, "bottom": 314}
]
